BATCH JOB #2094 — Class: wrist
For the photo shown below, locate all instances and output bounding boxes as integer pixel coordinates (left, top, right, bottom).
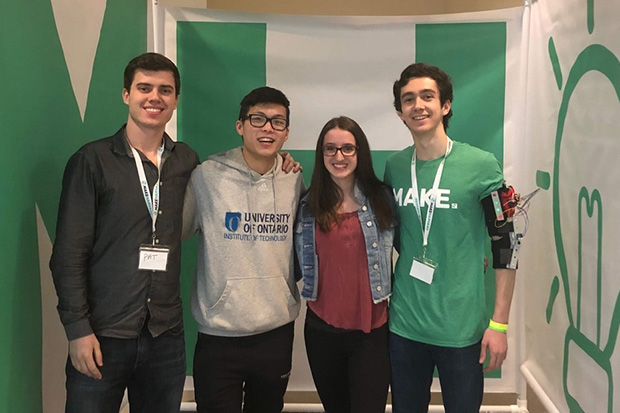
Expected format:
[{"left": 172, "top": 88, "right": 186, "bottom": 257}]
[{"left": 489, "top": 319, "right": 508, "bottom": 333}]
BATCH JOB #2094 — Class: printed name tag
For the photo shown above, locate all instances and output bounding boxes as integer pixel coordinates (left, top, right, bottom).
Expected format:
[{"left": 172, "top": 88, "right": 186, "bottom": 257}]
[
  {"left": 138, "top": 245, "right": 170, "bottom": 271},
  {"left": 409, "top": 257, "right": 437, "bottom": 284}
]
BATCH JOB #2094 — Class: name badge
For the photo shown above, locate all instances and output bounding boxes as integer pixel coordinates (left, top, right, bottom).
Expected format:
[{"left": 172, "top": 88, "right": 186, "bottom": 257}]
[
  {"left": 409, "top": 256, "right": 438, "bottom": 284},
  {"left": 138, "top": 245, "right": 170, "bottom": 271}
]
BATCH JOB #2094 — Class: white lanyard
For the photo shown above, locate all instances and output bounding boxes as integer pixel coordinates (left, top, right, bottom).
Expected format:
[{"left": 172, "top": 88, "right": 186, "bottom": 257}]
[
  {"left": 129, "top": 141, "right": 164, "bottom": 240},
  {"left": 410, "top": 138, "right": 453, "bottom": 255}
]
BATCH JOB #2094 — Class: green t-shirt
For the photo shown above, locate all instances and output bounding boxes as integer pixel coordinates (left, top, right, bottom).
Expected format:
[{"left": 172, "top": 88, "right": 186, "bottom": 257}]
[{"left": 384, "top": 141, "right": 503, "bottom": 347}]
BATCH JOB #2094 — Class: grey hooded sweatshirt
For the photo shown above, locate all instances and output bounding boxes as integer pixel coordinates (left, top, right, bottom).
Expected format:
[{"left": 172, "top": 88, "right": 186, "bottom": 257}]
[{"left": 183, "top": 147, "right": 304, "bottom": 337}]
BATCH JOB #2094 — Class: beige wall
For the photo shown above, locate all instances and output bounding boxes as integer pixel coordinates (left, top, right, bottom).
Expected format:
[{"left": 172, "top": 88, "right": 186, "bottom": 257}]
[{"left": 160, "top": 0, "right": 523, "bottom": 16}]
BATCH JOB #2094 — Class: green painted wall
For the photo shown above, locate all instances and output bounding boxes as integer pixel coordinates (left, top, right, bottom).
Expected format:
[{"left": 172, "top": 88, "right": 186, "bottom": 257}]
[{"left": 0, "top": 1, "right": 146, "bottom": 411}]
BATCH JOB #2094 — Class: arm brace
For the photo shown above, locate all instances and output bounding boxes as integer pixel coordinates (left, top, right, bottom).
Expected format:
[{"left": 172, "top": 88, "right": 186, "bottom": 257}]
[{"left": 482, "top": 185, "right": 520, "bottom": 269}]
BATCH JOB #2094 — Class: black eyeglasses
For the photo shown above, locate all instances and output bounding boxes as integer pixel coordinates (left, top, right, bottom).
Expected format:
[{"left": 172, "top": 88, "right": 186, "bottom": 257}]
[
  {"left": 242, "top": 114, "right": 288, "bottom": 131},
  {"left": 322, "top": 145, "right": 358, "bottom": 157}
]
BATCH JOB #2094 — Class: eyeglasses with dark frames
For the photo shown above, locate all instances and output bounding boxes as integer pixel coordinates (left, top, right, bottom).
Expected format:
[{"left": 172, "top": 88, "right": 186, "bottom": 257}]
[
  {"left": 242, "top": 114, "right": 288, "bottom": 131},
  {"left": 322, "top": 145, "right": 358, "bottom": 157}
]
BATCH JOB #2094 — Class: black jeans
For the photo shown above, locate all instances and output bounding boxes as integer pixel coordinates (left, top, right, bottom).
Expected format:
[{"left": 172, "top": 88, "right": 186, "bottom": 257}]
[
  {"left": 304, "top": 318, "right": 390, "bottom": 413},
  {"left": 193, "top": 322, "right": 294, "bottom": 413},
  {"left": 65, "top": 327, "right": 186, "bottom": 413},
  {"left": 389, "top": 332, "right": 483, "bottom": 413}
]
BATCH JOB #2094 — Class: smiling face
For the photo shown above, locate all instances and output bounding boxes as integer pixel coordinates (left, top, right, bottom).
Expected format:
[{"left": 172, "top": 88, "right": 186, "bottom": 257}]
[
  {"left": 323, "top": 127, "right": 358, "bottom": 187},
  {"left": 122, "top": 70, "right": 178, "bottom": 132},
  {"left": 397, "top": 76, "right": 451, "bottom": 138},
  {"left": 236, "top": 103, "right": 289, "bottom": 172}
]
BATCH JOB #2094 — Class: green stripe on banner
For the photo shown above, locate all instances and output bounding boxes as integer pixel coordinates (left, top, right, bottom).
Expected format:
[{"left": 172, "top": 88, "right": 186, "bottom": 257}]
[
  {"left": 415, "top": 23, "right": 506, "bottom": 163},
  {"left": 177, "top": 21, "right": 267, "bottom": 156},
  {"left": 1, "top": 0, "right": 147, "bottom": 409},
  {"left": 177, "top": 22, "right": 267, "bottom": 374},
  {"left": 416, "top": 22, "right": 506, "bottom": 379}
]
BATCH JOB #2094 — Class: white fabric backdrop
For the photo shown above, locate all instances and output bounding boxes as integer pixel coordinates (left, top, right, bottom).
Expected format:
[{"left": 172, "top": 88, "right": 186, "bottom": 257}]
[
  {"left": 160, "top": 6, "right": 525, "bottom": 395},
  {"left": 520, "top": 0, "right": 620, "bottom": 411}
]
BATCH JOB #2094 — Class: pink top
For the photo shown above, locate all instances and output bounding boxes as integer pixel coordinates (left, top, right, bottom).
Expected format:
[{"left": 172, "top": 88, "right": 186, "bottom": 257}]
[{"left": 308, "top": 211, "right": 388, "bottom": 333}]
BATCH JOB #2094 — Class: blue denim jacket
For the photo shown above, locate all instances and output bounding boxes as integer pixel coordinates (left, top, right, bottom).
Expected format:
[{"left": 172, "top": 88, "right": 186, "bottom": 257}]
[{"left": 294, "top": 185, "right": 396, "bottom": 303}]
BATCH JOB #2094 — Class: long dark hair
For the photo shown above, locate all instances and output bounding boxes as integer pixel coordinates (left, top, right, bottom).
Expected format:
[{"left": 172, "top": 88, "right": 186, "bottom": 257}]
[{"left": 307, "top": 116, "right": 394, "bottom": 232}]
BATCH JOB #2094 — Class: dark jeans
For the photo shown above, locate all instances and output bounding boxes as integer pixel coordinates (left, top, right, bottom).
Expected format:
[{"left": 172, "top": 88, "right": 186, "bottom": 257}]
[
  {"left": 389, "top": 332, "right": 483, "bottom": 413},
  {"left": 65, "top": 327, "right": 186, "bottom": 413},
  {"left": 193, "top": 322, "right": 294, "bottom": 413},
  {"left": 304, "top": 319, "right": 390, "bottom": 413}
]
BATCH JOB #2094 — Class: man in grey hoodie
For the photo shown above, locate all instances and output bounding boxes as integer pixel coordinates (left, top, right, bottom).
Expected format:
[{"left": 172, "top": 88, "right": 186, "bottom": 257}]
[{"left": 183, "top": 86, "right": 304, "bottom": 413}]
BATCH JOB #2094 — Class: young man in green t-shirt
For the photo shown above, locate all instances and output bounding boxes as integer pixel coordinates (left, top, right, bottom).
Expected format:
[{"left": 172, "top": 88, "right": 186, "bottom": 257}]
[{"left": 384, "top": 63, "right": 518, "bottom": 412}]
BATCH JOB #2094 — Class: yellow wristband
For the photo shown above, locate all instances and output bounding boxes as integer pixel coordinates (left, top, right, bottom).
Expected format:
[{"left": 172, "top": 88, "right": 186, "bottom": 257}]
[{"left": 489, "top": 319, "right": 508, "bottom": 333}]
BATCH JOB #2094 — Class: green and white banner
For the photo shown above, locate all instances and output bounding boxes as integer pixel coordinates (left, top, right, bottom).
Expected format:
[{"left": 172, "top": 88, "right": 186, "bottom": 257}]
[
  {"left": 161, "top": 6, "right": 525, "bottom": 393},
  {"left": 4, "top": 0, "right": 617, "bottom": 410},
  {"left": 520, "top": 0, "right": 620, "bottom": 411},
  {"left": 1, "top": 0, "right": 147, "bottom": 411}
]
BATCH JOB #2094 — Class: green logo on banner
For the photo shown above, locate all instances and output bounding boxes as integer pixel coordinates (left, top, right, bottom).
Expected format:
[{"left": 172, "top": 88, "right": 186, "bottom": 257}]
[
  {"left": 0, "top": 0, "right": 146, "bottom": 410},
  {"left": 544, "top": 1, "right": 620, "bottom": 411}
]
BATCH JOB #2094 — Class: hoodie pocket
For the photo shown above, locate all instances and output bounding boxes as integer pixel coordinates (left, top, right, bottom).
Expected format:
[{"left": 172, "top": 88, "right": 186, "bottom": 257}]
[{"left": 205, "top": 275, "right": 299, "bottom": 334}]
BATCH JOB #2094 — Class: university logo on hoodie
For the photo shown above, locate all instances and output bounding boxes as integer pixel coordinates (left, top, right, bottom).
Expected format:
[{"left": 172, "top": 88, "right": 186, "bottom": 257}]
[
  {"left": 225, "top": 212, "right": 242, "bottom": 232},
  {"left": 223, "top": 211, "right": 291, "bottom": 242}
]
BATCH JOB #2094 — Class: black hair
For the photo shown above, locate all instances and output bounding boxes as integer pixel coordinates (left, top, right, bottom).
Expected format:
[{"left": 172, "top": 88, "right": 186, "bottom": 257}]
[{"left": 238, "top": 86, "right": 290, "bottom": 124}]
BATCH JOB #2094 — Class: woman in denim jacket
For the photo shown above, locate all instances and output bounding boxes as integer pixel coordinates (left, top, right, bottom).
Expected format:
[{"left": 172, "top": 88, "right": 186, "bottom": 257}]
[{"left": 294, "top": 116, "right": 397, "bottom": 413}]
